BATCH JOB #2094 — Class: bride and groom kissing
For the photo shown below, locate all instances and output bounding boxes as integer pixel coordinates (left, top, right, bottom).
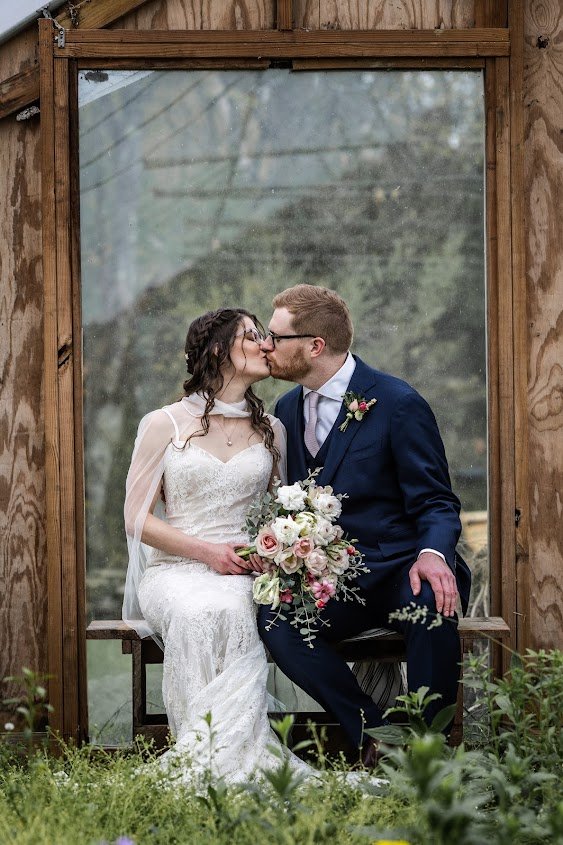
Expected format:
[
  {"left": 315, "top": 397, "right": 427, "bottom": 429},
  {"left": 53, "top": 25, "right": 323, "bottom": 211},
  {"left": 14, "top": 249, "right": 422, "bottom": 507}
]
[{"left": 123, "top": 283, "right": 471, "bottom": 784}]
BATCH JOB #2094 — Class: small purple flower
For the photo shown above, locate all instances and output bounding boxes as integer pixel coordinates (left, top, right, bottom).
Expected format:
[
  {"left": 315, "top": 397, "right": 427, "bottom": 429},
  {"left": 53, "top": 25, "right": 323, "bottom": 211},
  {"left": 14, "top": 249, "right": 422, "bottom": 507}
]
[{"left": 115, "top": 838, "right": 136, "bottom": 845}]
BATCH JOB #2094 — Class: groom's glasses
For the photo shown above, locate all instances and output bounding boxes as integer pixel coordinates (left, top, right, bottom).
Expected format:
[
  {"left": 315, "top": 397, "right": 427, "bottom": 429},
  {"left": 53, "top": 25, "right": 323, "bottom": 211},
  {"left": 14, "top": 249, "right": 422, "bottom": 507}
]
[
  {"left": 235, "top": 328, "right": 264, "bottom": 344},
  {"left": 263, "top": 331, "right": 317, "bottom": 348}
]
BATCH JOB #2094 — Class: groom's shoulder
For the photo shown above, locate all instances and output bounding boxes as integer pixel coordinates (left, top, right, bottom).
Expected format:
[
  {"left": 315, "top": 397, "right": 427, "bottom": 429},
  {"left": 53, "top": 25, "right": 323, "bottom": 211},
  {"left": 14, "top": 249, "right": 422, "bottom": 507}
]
[
  {"left": 274, "top": 385, "right": 301, "bottom": 414},
  {"left": 358, "top": 358, "right": 417, "bottom": 402}
]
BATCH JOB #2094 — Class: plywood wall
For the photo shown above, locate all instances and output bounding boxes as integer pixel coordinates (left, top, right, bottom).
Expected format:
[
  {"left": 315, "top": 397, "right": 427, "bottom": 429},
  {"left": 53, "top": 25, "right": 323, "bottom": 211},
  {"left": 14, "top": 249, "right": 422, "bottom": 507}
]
[
  {"left": 0, "top": 114, "right": 46, "bottom": 710},
  {"left": 293, "top": 0, "right": 475, "bottom": 29},
  {"left": 523, "top": 0, "right": 563, "bottom": 647}
]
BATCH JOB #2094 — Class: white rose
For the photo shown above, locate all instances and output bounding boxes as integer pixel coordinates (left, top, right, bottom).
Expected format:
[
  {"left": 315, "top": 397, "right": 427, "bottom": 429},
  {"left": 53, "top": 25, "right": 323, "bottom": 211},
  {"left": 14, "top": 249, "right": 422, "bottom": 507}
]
[
  {"left": 312, "top": 518, "right": 339, "bottom": 545},
  {"left": 312, "top": 493, "right": 342, "bottom": 520},
  {"left": 327, "top": 548, "right": 350, "bottom": 575},
  {"left": 294, "top": 511, "right": 319, "bottom": 536},
  {"left": 276, "top": 483, "right": 308, "bottom": 511},
  {"left": 271, "top": 516, "right": 300, "bottom": 545},
  {"left": 252, "top": 573, "right": 281, "bottom": 609}
]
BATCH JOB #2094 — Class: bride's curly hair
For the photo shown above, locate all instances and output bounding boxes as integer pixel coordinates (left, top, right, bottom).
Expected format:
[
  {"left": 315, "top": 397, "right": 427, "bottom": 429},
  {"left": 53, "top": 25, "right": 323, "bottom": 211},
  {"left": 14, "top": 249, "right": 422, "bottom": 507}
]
[{"left": 182, "top": 308, "right": 280, "bottom": 462}]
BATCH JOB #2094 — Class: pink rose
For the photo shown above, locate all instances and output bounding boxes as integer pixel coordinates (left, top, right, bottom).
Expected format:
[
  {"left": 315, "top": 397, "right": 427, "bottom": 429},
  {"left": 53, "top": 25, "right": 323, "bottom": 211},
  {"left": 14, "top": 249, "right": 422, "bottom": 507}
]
[
  {"left": 348, "top": 399, "right": 359, "bottom": 412},
  {"left": 280, "top": 589, "right": 293, "bottom": 604},
  {"left": 359, "top": 401, "right": 368, "bottom": 412},
  {"left": 293, "top": 537, "right": 315, "bottom": 558},
  {"left": 256, "top": 527, "right": 282, "bottom": 559}
]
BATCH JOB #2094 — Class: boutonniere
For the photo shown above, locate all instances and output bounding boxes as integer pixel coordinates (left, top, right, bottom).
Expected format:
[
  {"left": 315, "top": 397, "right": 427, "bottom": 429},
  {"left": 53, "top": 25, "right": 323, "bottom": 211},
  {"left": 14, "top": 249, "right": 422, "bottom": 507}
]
[{"left": 339, "top": 391, "right": 377, "bottom": 432}]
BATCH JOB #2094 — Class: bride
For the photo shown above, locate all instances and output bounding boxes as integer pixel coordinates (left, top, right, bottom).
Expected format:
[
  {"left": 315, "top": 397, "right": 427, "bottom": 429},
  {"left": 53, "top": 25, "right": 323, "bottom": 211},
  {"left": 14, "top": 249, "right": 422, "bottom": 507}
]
[{"left": 122, "top": 307, "right": 309, "bottom": 785}]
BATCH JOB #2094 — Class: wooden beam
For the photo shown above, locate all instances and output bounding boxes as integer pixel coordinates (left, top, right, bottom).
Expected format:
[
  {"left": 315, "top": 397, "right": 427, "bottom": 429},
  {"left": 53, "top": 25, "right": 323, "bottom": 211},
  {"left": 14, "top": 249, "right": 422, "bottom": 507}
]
[
  {"left": 0, "top": 0, "right": 153, "bottom": 121},
  {"left": 55, "top": 0, "right": 155, "bottom": 29},
  {"left": 508, "top": 0, "right": 529, "bottom": 651},
  {"left": 0, "top": 65, "right": 39, "bottom": 121},
  {"left": 495, "top": 57, "right": 518, "bottom": 666},
  {"left": 57, "top": 28, "right": 510, "bottom": 59},
  {"left": 39, "top": 17, "right": 64, "bottom": 737}
]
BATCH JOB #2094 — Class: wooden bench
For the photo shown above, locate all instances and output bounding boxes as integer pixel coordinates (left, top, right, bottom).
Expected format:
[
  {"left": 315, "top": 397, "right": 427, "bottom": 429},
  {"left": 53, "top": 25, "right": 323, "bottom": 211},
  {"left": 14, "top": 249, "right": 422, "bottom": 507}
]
[{"left": 87, "top": 617, "right": 510, "bottom": 749}]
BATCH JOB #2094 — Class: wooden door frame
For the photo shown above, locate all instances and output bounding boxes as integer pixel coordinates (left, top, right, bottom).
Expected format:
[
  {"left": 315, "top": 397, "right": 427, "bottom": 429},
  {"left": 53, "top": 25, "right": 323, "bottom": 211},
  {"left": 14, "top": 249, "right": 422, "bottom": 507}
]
[{"left": 39, "top": 19, "right": 525, "bottom": 742}]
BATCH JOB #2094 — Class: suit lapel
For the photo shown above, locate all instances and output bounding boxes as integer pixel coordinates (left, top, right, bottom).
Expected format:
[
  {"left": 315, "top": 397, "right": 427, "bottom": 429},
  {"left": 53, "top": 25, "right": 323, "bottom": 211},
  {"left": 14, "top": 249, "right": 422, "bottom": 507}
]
[
  {"left": 290, "top": 388, "right": 309, "bottom": 478},
  {"left": 318, "top": 357, "right": 379, "bottom": 487}
]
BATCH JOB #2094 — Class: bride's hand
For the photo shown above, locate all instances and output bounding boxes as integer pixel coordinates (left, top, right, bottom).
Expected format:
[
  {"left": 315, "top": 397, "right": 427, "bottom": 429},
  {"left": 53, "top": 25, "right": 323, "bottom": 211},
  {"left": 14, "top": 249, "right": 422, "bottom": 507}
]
[{"left": 201, "top": 542, "right": 250, "bottom": 575}]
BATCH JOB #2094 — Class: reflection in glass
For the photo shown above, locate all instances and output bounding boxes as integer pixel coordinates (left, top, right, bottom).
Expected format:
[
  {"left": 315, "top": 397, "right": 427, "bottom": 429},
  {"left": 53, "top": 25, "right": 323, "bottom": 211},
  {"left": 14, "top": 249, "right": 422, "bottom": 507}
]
[{"left": 79, "top": 69, "right": 486, "bottom": 742}]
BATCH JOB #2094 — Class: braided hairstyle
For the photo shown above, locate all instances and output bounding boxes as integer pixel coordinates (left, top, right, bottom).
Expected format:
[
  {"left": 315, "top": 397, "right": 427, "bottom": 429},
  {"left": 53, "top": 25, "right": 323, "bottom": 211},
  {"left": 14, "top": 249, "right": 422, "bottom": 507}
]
[{"left": 182, "top": 308, "right": 280, "bottom": 462}]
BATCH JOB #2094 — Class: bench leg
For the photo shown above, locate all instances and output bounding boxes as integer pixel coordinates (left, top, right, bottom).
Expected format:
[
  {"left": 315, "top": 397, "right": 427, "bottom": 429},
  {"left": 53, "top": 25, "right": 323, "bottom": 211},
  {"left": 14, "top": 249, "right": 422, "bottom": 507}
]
[{"left": 132, "top": 641, "right": 146, "bottom": 737}]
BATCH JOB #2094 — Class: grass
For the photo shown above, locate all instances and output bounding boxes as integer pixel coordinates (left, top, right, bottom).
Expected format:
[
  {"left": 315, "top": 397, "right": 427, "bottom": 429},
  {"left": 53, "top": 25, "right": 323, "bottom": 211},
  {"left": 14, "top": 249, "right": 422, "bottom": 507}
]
[{"left": 2, "top": 648, "right": 563, "bottom": 845}]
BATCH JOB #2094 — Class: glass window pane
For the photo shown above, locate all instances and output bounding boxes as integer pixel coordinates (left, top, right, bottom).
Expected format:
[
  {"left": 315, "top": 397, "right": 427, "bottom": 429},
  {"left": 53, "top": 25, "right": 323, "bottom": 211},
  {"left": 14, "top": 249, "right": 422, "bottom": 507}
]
[{"left": 79, "top": 69, "right": 486, "bottom": 742}]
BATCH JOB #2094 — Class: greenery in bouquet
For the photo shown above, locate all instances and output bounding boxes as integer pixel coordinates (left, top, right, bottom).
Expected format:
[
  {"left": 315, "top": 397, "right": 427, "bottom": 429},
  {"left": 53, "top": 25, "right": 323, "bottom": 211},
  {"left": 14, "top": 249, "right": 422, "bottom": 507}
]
[{"left": 240, "top": 470, "right": 368, "bottom": 647}]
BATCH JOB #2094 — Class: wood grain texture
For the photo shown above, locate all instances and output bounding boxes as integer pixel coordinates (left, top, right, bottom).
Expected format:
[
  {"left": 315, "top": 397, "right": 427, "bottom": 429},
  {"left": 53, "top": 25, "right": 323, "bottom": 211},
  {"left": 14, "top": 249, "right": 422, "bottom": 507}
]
[
  {"left": 0, "top": 24, "right": 38, "bottom": 80},
  {"left": 39, "top": 18, "right": 64, "bottom": 732},
  {"left": 115, "top": 0, "right": 275, "bottom": 30},
  {"left": 294, "top": 0, "right": 475, "bottom": 30},
  {"left": 0, "top": 112, "right": 46, "bottom": 722},
  {"left": 496, "top": 57, "right": 518, "bottom": 663},
  {"left": 523, "top": 0, "right": 563, "bottom": 649},
  {"left": 508, "top": 0, "right": 530, "bottom": 650}
]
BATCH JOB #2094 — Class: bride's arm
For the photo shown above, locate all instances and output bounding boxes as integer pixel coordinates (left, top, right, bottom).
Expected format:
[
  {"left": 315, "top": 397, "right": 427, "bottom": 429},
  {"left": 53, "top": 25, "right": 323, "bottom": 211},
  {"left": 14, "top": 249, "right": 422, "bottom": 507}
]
[{"left": 124, "top": 410, "right": 248, "bottom": 574}]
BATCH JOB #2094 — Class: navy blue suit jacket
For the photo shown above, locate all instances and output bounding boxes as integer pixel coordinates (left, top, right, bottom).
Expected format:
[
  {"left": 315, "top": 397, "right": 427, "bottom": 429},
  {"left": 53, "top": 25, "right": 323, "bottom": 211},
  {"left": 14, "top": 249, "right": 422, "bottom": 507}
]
[{"left": 274, "top": 356, "right": 471, "bottom": 613}]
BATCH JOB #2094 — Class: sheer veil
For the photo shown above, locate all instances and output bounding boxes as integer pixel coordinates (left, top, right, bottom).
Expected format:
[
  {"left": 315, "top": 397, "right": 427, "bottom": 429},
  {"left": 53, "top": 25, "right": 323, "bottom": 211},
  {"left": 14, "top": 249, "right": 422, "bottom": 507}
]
[{"left": 122, "top": 394, "right": 287, "bottom": 644}]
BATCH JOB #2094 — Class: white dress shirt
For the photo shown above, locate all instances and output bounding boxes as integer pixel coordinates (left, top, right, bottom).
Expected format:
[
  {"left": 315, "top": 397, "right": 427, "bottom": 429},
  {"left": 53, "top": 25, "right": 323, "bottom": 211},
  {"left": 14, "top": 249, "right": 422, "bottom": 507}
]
[{"left": 302, "top": 353, "right": 446, "bottom": 566}]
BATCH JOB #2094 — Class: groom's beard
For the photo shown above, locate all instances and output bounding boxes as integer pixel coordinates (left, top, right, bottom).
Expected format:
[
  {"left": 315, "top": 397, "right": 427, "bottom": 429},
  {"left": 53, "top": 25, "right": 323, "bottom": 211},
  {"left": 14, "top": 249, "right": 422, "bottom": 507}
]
[{"left": 267, "top": 348, "right": 311, "bottom": 382}]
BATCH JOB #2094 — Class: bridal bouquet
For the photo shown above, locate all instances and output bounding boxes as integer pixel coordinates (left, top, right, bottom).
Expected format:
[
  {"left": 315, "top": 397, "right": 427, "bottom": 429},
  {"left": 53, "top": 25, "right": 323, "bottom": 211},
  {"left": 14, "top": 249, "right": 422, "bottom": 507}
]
[{"left": 239, "top": 470, "right": 368, "bottom": 647}]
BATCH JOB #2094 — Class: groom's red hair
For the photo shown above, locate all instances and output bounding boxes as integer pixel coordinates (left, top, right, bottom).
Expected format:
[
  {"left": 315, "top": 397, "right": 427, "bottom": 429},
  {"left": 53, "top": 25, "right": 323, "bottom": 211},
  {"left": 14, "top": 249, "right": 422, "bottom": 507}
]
[{"left": 273, "top": 284, "right": 353, "bottom": 355}]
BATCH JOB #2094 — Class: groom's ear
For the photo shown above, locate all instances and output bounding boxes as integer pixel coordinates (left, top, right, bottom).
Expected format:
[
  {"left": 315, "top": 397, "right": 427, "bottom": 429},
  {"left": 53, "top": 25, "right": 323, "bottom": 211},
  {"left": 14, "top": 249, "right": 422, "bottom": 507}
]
[{"left": 310, "top": 337, "right": 326, "bottom": 358}]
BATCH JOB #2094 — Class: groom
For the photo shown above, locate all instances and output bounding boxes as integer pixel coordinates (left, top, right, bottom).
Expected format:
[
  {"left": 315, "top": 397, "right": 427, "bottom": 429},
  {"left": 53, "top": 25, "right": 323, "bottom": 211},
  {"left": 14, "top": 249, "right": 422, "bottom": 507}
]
[{"left": 258, "top": 284, "right": 471, "bottom": 760}]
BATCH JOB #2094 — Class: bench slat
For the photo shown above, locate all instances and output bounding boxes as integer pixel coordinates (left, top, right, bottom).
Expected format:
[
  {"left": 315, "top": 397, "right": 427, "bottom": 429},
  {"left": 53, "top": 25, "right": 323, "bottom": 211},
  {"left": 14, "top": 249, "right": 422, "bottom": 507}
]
[{"left": 87, "top": 616, "right": 510, "bottom": 642}]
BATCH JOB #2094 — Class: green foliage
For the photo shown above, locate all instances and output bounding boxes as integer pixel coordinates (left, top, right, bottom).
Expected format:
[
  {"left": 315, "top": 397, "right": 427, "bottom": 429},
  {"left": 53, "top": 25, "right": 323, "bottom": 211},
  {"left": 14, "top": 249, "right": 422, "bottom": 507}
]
[
  {"left": 2, "top": 667, "right": 54, "bottom": 746},
  {"left": 2, "top": 652, "right": 563, "bottom": 844}
]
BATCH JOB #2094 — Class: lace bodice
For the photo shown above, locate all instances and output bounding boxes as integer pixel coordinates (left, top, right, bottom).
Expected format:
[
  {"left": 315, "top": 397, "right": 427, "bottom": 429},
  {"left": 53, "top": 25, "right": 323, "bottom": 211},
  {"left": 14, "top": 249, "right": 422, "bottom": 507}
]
[{"left": 149, "top": 440, "right": 273, "bottom": 566}]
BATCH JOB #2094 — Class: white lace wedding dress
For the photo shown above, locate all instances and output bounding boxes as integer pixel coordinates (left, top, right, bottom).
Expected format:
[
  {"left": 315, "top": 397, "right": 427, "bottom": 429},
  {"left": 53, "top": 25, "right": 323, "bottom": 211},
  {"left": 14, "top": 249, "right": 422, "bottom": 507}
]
[{"left": 136, "top": 429, "right": 310, "bottom": 786}]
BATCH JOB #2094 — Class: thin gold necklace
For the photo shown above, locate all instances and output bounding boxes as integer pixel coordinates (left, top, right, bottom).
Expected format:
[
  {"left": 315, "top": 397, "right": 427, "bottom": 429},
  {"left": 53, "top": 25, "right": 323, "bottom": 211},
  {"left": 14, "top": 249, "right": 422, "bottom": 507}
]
[{"left": 215, "top": 415, "right": 239, "bottom": 447}]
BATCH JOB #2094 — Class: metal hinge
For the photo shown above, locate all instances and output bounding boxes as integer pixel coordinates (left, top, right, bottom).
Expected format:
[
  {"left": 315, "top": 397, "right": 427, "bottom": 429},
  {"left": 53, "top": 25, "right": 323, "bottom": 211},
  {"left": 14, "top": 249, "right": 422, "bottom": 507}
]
[{"left": 42, "top": 7, "right": 66, "bottom": 48}]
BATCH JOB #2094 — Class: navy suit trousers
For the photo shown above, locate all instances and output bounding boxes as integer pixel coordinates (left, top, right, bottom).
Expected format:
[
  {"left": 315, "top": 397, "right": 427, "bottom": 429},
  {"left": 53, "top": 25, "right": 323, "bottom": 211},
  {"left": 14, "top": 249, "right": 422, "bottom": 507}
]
[{"left": 258, "top": 559, "right": 462, "bottom": 749}]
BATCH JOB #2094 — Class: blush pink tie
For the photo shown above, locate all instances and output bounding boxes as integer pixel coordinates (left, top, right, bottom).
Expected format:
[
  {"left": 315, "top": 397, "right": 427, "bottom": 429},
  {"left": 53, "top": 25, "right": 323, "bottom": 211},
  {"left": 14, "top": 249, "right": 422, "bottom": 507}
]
[{"left": 304, "top": 391, "right": 321, "bottom": 457}]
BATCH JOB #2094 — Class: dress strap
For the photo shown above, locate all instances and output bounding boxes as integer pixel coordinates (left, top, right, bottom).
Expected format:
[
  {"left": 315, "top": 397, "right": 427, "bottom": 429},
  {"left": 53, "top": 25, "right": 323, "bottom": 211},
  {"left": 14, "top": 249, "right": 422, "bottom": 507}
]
[{"left": 161, "top": 407, "right": 180, "bottom": 441}]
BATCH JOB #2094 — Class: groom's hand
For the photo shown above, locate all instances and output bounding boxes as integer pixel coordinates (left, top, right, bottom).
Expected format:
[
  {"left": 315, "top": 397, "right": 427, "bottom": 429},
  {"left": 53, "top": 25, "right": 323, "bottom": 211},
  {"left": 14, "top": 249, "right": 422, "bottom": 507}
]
[{"left": 409, "top": 552, "right": 458, "bottom": 618}]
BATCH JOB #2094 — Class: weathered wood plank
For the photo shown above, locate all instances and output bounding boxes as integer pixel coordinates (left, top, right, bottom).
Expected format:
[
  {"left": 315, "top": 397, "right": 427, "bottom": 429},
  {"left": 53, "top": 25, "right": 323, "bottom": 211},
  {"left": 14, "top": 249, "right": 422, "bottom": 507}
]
[
  {"left": 295, "top": 0, "right": 476, "bottom": 30},
  {"left": 0, "top": 66, "right": 40, "bottom": 122},
  {"left": 0, "top": 113, "right": 46, "bottom": 722},
  {"left": 292, "top": 57, "right": 485, "bottom": 69},
  {"left": 53, "top": 56, "right": 81, "bottom": 742},
  {"left": 57, "top": 28, "right": 510, "bottom": 60},
  {"left": 484, "top": 57, "right": 503, "bottom": 674},
  {"left": 115, "top": 0, "right": 274, "bottom": 29},
  {"left": 277, "top": 0, "right": 293, "bottom": 29},
  {"left": 39, "top": 18, "right": 64, "bottom": 731},
  {"left": 86, "top": 616, "right": 511, "bottom": 640},
  {"left": 508, "top": 0, "right": 530, "bottom": 651},
  {"left": 69, "top": 60, "right": 89, "bottom": 744},
  {"left": 61, "top": 27, "right": 510, "bottom": 43},
  {"left": 523, "top": 0, "right": 563, "bottom": 650},
  {"left": 495, "top": 56, "right": 518, "bottom": 664}
]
